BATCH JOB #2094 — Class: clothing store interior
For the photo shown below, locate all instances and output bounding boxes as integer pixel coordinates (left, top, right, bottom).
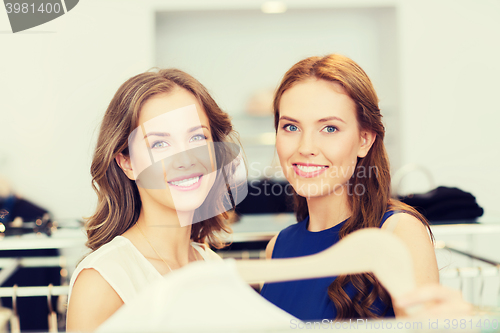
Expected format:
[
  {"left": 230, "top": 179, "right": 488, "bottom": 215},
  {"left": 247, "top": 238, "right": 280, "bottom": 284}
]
[{"left": 1, "top": 0, "right": 500, "bottom": 332}]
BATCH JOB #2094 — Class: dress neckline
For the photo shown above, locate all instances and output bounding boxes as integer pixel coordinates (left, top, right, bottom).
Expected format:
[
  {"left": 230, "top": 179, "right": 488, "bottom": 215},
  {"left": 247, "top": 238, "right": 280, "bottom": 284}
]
[
  {"left": 303, "top": 216, "right": 349, "bottom": 234},
  {"left": 115, "top": 235, "right": 205, "bottom": 277}
]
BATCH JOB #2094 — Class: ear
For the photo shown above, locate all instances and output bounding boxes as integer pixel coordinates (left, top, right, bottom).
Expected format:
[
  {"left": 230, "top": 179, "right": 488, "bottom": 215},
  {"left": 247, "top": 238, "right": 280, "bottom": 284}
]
[
  {"left": 357, "top": 130, "right": 376, "bottom": 158},
  {"left": 115, "top": 153, "right": 136, "bottom": 180}
]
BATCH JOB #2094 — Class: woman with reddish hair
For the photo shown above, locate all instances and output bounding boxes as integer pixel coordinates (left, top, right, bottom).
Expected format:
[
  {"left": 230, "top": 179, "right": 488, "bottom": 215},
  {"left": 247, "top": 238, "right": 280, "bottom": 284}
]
[{"left": 260, "top": 54, "right": 440, "bottom": 320}]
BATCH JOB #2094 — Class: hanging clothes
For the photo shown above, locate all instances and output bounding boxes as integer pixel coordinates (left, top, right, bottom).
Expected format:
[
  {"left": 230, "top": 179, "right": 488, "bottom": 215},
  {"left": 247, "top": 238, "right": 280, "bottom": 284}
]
[{"left": 96, "top": 259, "right": 298, "bottom": 332}]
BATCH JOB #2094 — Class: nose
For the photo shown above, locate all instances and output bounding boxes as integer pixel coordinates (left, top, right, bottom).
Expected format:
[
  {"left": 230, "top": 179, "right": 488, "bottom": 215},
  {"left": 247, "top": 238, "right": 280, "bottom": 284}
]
[
  {"left": 171, "top": 149, "right": 197, "bottom": 169},
  {"left": 297, "top": 131, "right": 319, "bottom": 157}
]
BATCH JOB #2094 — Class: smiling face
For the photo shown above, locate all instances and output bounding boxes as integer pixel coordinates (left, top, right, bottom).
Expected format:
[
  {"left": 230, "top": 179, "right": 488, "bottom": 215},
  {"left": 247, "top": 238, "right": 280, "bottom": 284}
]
[
  {"left": 276, "top": 79, "right": 373, "bottom": 198},
  {"left": 123, "top": 86, "right": 217, "bottom": 215}
]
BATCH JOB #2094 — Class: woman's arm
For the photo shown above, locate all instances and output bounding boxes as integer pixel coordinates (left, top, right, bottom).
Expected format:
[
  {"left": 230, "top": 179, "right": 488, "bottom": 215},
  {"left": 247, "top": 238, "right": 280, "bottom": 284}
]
[
  {"left": 265, "top": 234, "right": 279, "bottom": 259},
  {"left": 381, "top": 213, "right": 439, "bottom": 317},
  {"left": 66, "top": 268, "right": 124, "bottom": 332}
]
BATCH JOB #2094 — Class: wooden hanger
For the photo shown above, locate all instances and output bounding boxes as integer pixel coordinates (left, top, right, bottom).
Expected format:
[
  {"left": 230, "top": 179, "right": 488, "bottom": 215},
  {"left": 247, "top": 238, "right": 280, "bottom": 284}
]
[
  {"left": 10, "top": 284, "right": 20, "bottom": 333},
  {"left": 235, "top": 227, "right": 416, "bottom": 307},
  {"left": 47, "top": 284, "right": 58, "bottom": 333}
]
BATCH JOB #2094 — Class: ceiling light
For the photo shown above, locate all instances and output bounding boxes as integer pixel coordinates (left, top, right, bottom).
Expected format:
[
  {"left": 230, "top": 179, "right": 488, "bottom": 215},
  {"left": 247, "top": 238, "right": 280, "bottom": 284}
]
[{"left": 261, "top": 1, "right": 287, "bottom": 14}]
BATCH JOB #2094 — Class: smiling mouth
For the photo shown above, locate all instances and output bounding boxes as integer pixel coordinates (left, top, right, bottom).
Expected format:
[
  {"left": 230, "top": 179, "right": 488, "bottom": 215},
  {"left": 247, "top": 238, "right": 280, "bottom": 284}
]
[
  {"left": 292, "top": 164, "right": 328, "bottom": 178},
  {"left": 167, "top": 172, "right": 204, "bottom": 190},
  {"left": 294, "top": 164, "right": 328, "bottom": 173},
  {"left": 168, "top": 176, "right": 201, "bottom": 187}
]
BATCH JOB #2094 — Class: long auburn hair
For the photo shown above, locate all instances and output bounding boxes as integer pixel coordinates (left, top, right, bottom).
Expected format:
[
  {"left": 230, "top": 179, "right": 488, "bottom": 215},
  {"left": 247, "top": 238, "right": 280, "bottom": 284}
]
[
  {"left": 85, "top": 68, "right": 237, "bottom": 252},
  {"left": 273, "top": 54, "right": 434, "bottom": 319}
]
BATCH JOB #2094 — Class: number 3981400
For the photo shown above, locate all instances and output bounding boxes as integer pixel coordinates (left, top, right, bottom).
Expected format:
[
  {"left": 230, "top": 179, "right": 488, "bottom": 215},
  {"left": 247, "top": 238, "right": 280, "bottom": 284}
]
[{"left": 5, "top": 3, "right": 62, "bottom": 14}]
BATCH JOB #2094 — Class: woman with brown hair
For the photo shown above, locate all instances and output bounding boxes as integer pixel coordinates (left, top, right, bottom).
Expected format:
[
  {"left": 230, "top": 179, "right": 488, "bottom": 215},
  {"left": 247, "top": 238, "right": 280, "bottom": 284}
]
[
  {"left": 66, "top": 68, "right": 241, "bottom": 332},
  {"left": 260, "top": 54, "right": 440, "bottom": 321}
]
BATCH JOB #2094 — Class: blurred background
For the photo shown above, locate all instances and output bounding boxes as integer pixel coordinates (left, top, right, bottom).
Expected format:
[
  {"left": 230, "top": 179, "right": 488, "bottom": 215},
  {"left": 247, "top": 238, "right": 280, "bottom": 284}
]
[{"left": 1, "top": 0, "right": 500, "bottom": 331}]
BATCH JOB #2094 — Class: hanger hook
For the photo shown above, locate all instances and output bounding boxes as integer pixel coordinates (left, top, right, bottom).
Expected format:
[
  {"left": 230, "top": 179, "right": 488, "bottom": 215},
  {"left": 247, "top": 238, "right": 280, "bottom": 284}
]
[
  {"left": 456, "top": 268, "right": 463, "bottom": 294},
  {"left": 47, "top": 283, "right": 53, "bottom": 314},
  {"left": 477, "top": 267, "right": 484, "bottom": 307},
  {"left": 12, "top": 284, "right": 18, "bottom": 315},
  {"left": 391, "top": 163, "right": 435, "bottom": 197}
]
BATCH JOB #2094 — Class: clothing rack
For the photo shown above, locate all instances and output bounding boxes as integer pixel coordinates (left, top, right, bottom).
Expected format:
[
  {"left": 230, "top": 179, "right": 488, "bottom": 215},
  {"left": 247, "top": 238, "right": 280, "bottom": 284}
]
[
  {"left": 0, "top": 256, "right": 69, "bottom": 332},
  {"left": 0, "top": 285, "right": 69, "bottom": 298},
  {"left": 0, "top": 256, "right": 67, "bottom": 286},
  {"left": 436, "top": 243, "right": 500, "bottom": 307},
  {"left": 443, "top": 245, "right": 500, "bottom": 268},
  {"left": 439, "top": 266, "right": 500, "bottom": 279},
  {"left": 0, "top": 284, "right": 68, "bottom": 333}
]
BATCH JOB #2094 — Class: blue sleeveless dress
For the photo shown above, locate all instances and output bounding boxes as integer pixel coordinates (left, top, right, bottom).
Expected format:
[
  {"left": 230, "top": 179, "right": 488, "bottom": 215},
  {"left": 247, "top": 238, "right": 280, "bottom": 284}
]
[{"left": 260, "top": 211, "right": 397, "bottom": 321}]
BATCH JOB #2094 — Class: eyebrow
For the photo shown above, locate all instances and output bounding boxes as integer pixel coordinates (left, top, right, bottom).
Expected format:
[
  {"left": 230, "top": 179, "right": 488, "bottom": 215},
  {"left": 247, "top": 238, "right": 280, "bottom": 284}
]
[
  {"left": 279, "top": 116, "right": 299, "bottom": 123},
  {"left": 143, "top": 125, "right": 209, "bottom": 139},
  {"left": 188, "top": 125, "right": 209, "bottom": 132},
  {"left": 279, "top": 116, "right": 346, "bottom": 124},
  {"left": 318, "top": 116, "right": 346, "bottom": 124}
]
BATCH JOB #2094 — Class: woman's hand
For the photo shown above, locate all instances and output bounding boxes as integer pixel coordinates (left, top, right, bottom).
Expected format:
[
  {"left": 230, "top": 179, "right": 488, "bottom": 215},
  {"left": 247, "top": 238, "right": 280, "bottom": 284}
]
[{"left": 394, "top": 283, "right": 473, "bottom": 319}]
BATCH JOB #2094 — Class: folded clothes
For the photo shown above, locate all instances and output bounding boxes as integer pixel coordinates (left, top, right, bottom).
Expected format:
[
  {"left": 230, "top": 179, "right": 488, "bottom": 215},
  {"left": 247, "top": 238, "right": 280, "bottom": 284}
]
[
  {"left": 398, "top": 186, "right": 484, "bottom": 223},
  {"left": 0, "top": 194, "right": 48, "bottom": 223}
]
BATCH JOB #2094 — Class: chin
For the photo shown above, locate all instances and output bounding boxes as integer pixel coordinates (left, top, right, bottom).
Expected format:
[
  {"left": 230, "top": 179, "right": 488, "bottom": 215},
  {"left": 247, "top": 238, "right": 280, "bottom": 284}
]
[
  {"left": 171, "top": 196, "right": 206, "bottom": 211},
  {"left": 174, "top": 205, "right": 203, "bottom": 213},
  {"left": 295, "top": 190, "right": 328, "bottom": 199},
  {"left": 173, "top": 187, "right": 213, "bottom": 208},
  {"left": 290, "top": 179, "right": 345, "bottom": 199}
]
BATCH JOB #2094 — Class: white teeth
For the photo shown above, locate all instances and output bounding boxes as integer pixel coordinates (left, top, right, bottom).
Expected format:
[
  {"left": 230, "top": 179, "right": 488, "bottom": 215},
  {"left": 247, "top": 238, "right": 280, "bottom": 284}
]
[
  {"left": 169, "top": 176, "right": 201, "bottom": 187},
  {"left": 295, "top": 165, "right": 326, "bottom": 173}
]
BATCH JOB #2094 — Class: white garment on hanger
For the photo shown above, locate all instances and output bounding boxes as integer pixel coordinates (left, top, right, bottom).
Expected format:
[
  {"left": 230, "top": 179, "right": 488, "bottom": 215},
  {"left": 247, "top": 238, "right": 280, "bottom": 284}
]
[
  {"left": 97, "top": 259, "right": 299, "bottom": 332},
  {"left": 68, "top": 235, "right": 221, "bottom": 305}
]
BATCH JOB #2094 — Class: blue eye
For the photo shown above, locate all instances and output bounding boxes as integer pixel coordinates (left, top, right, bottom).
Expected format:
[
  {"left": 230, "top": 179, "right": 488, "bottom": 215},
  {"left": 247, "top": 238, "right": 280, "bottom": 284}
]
[
  {"left": 151, "top": 141, "right": 169, "bottom": 149},
  {"left": 322, "top": 126, "right": 337, "bottom": 133},
  {"left": 190, "top": 134, "right": 207, "bottom": 142},
  {"left": 283, "top": 124, "right": 298, "bottom": 132}
]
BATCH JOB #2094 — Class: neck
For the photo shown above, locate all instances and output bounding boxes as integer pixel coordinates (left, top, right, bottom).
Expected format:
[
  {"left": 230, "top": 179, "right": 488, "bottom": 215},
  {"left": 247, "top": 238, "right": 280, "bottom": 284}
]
[
  {"left": 306, "top": 185, "right": 351, "bottom": 232},
  {"left": 135, "top": 192, "right": 195, "bottom": 265}
]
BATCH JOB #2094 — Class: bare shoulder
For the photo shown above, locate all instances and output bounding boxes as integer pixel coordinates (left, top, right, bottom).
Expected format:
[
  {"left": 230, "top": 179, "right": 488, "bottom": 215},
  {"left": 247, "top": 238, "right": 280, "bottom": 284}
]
[
  {"left": 381, "top": 211, "right": 439, "bottom": 288},
  {"left": 381, "top": 212, "right": 431, "bottom": 240},
  {"left": 265, "top": 234, "right": 279, "bottom": 259},
  {"left": 66, "top": 268, "right": 124, "bottom": 332}
]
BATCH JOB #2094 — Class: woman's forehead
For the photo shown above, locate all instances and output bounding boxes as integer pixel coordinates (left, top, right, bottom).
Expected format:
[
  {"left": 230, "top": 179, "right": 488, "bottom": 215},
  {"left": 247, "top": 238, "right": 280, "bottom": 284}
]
[
  {"left": 141, "top": 104, "right": 203, "bottom": 134},
  {"left": 279, "top": 79, "right": 357, "bottom": 123},
  {"left": 138, "top": 89, "right": 209, "bottom": 126}
]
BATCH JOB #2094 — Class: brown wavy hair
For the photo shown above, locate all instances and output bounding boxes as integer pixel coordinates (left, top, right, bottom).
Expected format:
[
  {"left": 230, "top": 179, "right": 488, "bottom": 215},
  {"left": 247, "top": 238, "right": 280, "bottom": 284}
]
[
  {"left": 273, "top": 54, "right": 434, "bottom": 319},
  {"left": 85, "top": 68, "right": 238, "bottom": 252}
]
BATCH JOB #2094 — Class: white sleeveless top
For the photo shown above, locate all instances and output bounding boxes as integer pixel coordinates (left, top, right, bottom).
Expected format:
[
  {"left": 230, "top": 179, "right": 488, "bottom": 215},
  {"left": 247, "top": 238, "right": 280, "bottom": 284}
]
[{"left": 68, "top": 235, "right": 222, "bottom": 304}]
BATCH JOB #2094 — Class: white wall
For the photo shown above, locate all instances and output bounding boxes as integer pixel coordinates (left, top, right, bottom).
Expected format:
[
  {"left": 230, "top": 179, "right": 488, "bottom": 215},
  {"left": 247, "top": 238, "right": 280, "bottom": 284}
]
[
  {"left": 397, "top": 2, "right": 500, "bottom": 304},
  {"left": 156, "top": 8, "right": 396, "bottom": 115},
  {"left": 0, "top": 0, "right": 154, "bottom": 219},
  {"left": 398, "top": 0, "right": 500, "bottom": 217}
]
